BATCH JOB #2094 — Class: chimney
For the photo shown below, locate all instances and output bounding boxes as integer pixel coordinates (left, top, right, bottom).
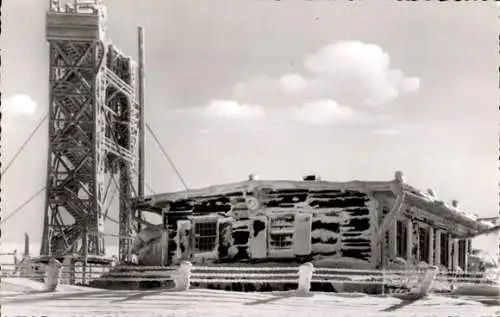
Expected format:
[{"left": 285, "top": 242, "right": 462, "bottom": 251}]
[
  {"left": 427, "top": 188, "right": 436, "bottom": 198},
  {"left": 248, "top": 174, "right": 260, "bottom": 181},
  {"left": 394, "top": 170, "right": 405, "bottom": 183},
  {"left": 303, "top": 174, "right": 321, "bottom": 181}
]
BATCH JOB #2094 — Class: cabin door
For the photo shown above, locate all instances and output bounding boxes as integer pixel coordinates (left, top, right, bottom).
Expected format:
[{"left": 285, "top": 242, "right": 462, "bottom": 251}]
[
  {"left": 175, "top": 220, "right": 192, "bottom": 263},
  {"left": 249, "top": 216, "right": 268, "bottom": 259},
  {"left": 293, "top": 213, "right": 312, "bottom": 256}
]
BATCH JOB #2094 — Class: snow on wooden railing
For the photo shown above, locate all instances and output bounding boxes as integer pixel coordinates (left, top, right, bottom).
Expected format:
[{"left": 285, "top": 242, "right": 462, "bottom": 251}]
[{"left": 1, "top": 262, "right": 497, "bottom": 294}]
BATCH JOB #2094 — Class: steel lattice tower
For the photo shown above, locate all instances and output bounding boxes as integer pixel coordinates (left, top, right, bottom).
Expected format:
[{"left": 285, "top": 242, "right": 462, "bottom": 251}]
[{"left": 41, "top": 0, "right": 140, "bottom": 262}]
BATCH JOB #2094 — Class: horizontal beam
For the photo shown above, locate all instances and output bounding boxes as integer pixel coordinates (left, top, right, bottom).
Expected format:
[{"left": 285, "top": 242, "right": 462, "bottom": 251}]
[{"left": 138, "top": 180, "right": 395, "bottom": 207}]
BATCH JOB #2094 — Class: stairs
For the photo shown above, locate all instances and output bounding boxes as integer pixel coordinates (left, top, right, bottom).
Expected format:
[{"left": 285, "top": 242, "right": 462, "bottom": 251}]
[
  {"left": 89, "top": 266, "right": 177, "bottom": 290},
  {"left": 47, "top": 38, "right": 136, "bottom": 257},
  {"left": 49, "top": 40, "right": 98, "bottom": 255}
]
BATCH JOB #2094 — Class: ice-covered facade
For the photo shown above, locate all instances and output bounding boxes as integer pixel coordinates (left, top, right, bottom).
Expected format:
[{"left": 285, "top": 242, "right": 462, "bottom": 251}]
[{"left": 132, "top": 172, "right": 495, "bottom": 271}]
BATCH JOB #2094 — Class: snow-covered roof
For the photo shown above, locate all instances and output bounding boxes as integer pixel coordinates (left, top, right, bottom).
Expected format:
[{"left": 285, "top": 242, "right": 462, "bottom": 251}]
[
  {"left": 135, "top": 172, "right": 495, "bottom": 231},
  {"left": 144, "top": 179, "right": 395, "bottom": 204}
]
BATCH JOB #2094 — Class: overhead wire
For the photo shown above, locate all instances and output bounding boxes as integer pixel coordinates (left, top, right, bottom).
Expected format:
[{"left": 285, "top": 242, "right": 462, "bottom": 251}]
[
  {"left": 0, "top": 116, "right": 163, "bottom": 234},
  {"left": 145, "top": 122, "right": 189, "bottom": 190},
  {"left": 1, "top": 112, "right": 49, "bottom": 176},
  {"left": 0, "top": 187, "right": 46, "bottom": 225}
]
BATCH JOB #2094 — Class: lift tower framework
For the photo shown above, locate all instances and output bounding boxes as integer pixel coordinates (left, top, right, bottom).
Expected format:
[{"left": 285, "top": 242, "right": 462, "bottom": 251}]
[{"left": 41, "top": 0, "right": 140, "bottom": 262}]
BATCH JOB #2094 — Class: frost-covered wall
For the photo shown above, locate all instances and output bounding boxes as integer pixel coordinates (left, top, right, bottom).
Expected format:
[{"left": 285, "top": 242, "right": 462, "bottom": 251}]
[
  {"left": 374, "top": 193, "right": 474, "bottom": 270},
  {"left": 134, "top": 179, "right": 487, "bottom": 270},
  {"left": 259, "top": 188, "right": 373, "bottom": 263},
  {"left": 136, "top": 187, "right": 378, "bottom": 266}
]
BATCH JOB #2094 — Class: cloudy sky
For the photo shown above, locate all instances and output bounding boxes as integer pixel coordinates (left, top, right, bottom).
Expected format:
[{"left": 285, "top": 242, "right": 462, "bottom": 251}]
[{"left": 1, "top": 0, "right": 498, "bottom": 256}]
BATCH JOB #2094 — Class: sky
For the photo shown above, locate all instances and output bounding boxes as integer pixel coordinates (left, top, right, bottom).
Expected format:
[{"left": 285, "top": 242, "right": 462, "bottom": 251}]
[{"left": 1, "top": 0, "right": 499, "bottom": 257}]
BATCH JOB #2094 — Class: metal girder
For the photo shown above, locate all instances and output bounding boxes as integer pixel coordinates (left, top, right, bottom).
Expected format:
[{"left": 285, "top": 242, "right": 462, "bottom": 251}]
[{"left": 41, "top": 3, "right": 139, "bottom": 262}]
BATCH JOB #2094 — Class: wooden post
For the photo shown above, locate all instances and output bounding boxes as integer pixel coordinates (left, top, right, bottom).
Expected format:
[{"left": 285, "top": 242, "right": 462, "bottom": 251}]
[
  {"left": 381, "top": 232, "right": 388, "bottom": 268},
  {"left": 434, "top": 229, "right": 441, "bottom": 266},
  {"left": 405, "top": 219, "right": 412, "bottom": 263},
  {"left": 452, "top": 239, "right": 459, "bottom": 271},
  {"left": 82, "top": 229, "right": 88, "bottom": 285},
  {"left": 175, "top": 261, "right": 192, "bottom": 291},
  {"left": 297, "top": 262, "right": 314, "bottom": 295},
  {"left": 465, "top": 239, "right": 471, "bottom": 272},
  {"left": 160, "top": 205, "right": 169, "bottom": 266},
  {"left": 388, "top": 220, "right": 397, "bottom": 260},
  {"left": 137, "top": 26, "right": 146, "bottom": 233},
  {"left": 447, "top": 234, "right": 453, "bottom": 270},
  {"left": 428, "top": 226, "right": 434, "bottom": 265}
]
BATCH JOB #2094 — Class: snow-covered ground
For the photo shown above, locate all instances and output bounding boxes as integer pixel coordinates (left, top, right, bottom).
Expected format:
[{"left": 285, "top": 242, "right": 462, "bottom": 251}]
[{"left": 1, "top": 278, "right": 498, "bottom": 317}]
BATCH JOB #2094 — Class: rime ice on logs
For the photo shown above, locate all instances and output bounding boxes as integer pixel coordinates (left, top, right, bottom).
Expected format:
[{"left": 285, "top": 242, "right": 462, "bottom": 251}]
[{"left": 131, "top": 172, "right": 495, "bottom": 271}]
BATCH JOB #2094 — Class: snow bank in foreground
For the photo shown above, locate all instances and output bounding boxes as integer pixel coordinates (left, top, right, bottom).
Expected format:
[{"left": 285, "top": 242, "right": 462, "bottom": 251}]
[
  {"left": 1, "top": 284, "right": 497, "bottom": 317},
  {"left": 452, "top": 284, "right": 500, "bottom": 297},
  {"left": 2, "top": 277, "right": 101, "bottom": 293}
]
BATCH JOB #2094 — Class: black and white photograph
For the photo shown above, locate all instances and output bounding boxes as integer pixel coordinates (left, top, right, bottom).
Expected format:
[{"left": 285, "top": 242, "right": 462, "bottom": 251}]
[{"left": 1, "top": 0, "right": 499, "bottom": 316}]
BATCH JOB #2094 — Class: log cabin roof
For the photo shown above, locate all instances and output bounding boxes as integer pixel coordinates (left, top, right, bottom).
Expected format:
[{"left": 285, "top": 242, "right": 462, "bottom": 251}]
[{"left": 134, "top": 175, "right": 495, "bottom": 232}]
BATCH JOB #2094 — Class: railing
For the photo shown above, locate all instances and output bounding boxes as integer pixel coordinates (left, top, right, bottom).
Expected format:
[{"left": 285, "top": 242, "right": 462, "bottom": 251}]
[
  {"left": 104, "top": 68, "right": 135, "bottom": 100},
  {"left": 102, "top": 137, "right": 134, "bottom": 163},
  {"left": 1, "top": 262, "right": 498, "bottom": 295},
  {"left": 50, "top": 0, "right": 102, "bottom": 14}
]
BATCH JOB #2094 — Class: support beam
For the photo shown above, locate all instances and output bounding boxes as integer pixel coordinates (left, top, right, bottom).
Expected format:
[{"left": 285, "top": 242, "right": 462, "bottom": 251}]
[
  {"left": 452, "top": 239, "right": 459, "bottom": 270},
  {"left": 447, "top": 235, "right": 453, "bottom": 270},
  {"left": 374, "top": 171, "right": 406, "bottom": 248},
  {"left": 434, "top": 229, "right": 441, "bottom": 266},
  {"left": 405, "top": 218, "right": 412, "bottom": 263},
  {"left": 465, "top": 239, "right": 471, "bottom": 272},
  {"left": 388, "top": 220, "right": 397, "bottom": 260},
  {"left": 428, "top": 226, "right": 434, "bottom": 265},
  {"left": 137, "top": 26, "right": 146, "bottom": 232},
  {"left": 160, "top": 205, "right": 169, "bottom": 267}
]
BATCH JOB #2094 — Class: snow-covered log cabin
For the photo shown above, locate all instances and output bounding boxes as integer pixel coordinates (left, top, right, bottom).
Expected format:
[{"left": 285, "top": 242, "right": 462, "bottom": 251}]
[{"left": 132, "top": 171, "right": 495, "bottom": 271}]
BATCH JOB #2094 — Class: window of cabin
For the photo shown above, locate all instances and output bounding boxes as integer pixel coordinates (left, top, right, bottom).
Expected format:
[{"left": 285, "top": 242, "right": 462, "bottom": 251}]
[
  {"left": 269, "top": 233, "right": 293, "bottom": 249},
  {"left": 418, "top": 227, "right": 429, "bottom": 262},
  {"left": 194, "top": 220, "right": 218, "bottom": 252},
  {"left": 458, "top": 239, "right": 467, "bottom": 270},
  {"left": 440, "top": 232, "right": 449, "bottom": 267},
  {"left": 396, "top": 221, "right": 407, "bottom": 259},
  {"left": 269, "top": 215, "right": 295, "bottom": 250}
]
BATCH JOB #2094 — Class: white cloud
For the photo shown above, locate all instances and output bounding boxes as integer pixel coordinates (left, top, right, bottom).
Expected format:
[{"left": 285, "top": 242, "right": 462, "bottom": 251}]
[
  {"left": 303, "top": 41, "right": 420, "bottom": 106},
  {"left": 304, "top": 41, "right": 391, "bottom": 75},
  {"left": 2, "top": 94, "right": 38, "bottom": 116},
  {"left": 204, "top": 100, "right": 265, "bottom": 119},
  {"left": 201, "top": 41, "right": 419, "bottom": 126},
  {"left": 398, "top": 77, "right": 420, "bottom": 93},
  {"left": 279, "top": 74, "right": 308, "bottom": 94},
  {"left": 231, "top": 41, "right": 419, "bottom": 110},
  {"left": 294, "top": 99, "right": 355, "bottom": 125}
]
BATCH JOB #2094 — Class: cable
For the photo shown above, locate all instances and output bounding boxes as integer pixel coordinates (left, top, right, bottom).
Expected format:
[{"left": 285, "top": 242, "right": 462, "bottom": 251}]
[
  {"left": 145, "top": 181, "right": 156, "bottom": 195},
  {"left": 104, "top": 214, "right": 120, "bottom": 225},
  {"left": 145, "top": 123, "right": 189, "bottom": 190},
  {"left": 1, "top": 112, "right": 49, "bottom": 176},
  {"left": 0, "top": 187, "right": 46, "bottom": 225}
]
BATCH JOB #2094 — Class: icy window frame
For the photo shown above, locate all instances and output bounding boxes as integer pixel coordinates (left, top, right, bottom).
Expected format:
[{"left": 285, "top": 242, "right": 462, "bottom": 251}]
[
  {"left": 268, "top": 214, "right": 295, "bottom": 251},
  {"left": 193, "top": 217, "right": 218, "bottom": 253}
]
